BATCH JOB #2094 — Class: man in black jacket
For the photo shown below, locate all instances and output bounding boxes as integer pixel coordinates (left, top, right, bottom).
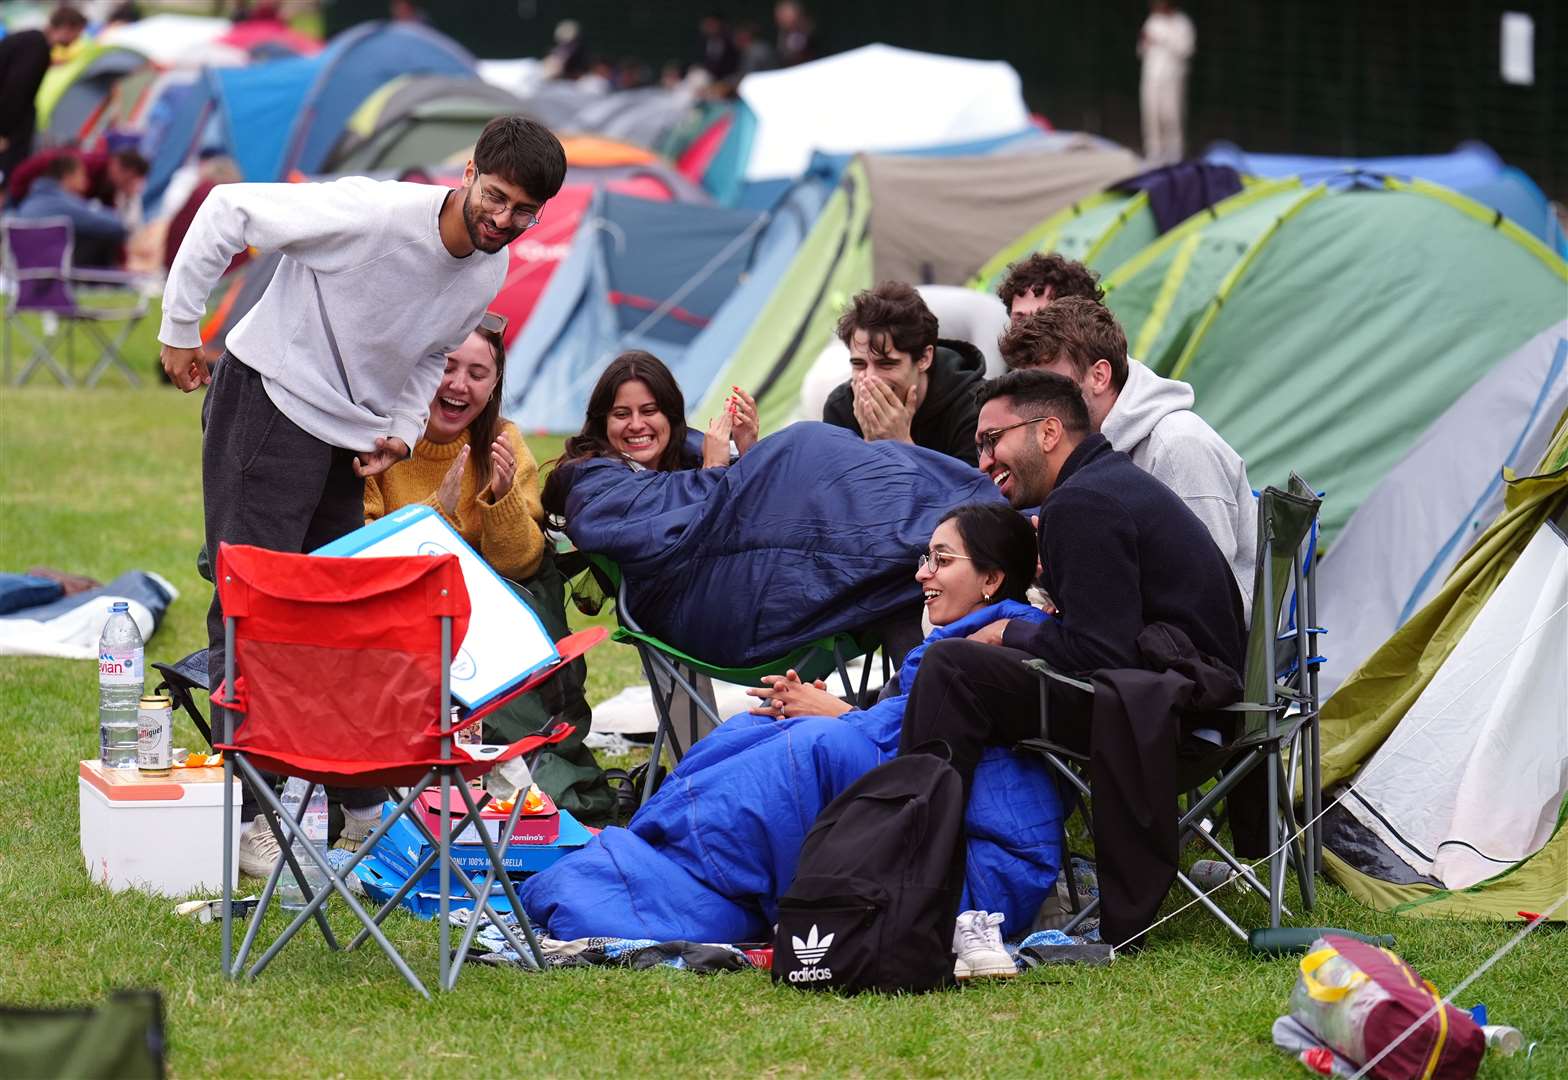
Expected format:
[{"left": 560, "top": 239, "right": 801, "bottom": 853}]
[
  {"left": 0, "top": 6, "right": 85, "bottom": 184},
  {"left": 898, "top": 368, "right": 1245, "bottom": 790},
  {"left": 821, "top": 281, "right": 985, "bottom": 466}
]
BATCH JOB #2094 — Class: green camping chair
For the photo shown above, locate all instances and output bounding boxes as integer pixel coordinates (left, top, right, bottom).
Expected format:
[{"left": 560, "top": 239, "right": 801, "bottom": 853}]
[
  {"left": 1022, "top": 475, "right": 1324, "bottom": 941},
  {"left": 0, "top": 991, "right": 164, "bottom": 1079},
  {"left": 584, "top": 555, "right": 888, "bottom": 805}
]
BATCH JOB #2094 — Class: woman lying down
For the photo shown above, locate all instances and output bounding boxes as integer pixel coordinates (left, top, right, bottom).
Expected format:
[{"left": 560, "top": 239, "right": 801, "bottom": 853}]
[{"left": 519, "top": 502, "right": 1065, "bottom": 949}]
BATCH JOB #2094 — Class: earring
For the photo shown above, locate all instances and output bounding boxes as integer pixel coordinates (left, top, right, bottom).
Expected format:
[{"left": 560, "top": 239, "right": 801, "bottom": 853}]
[{"left": 982, "top": 592, "right": 992, "bottom": 603}]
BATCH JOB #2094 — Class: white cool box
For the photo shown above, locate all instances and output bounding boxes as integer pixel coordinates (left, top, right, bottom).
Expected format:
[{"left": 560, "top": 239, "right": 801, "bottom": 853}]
[{"left": 78, "top": 760, "right": 241, "bottom": 896}]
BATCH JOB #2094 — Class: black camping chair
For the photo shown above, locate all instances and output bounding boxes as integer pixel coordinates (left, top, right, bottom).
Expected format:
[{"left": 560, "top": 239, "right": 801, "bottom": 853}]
[{"left": 151, "top": 649, "right": 215, "bottom": 750}]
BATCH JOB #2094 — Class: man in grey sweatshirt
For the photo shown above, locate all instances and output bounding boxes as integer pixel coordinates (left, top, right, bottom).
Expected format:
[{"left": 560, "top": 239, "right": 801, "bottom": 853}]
[
  {"left": 999, "top": 296, "right": 1257, "bottom": 618},
  {"left": 158, "top": 116, "right": 566, "bottom": 872}
]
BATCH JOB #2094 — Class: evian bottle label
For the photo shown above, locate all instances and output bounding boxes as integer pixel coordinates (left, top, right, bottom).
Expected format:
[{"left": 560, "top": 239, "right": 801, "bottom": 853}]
[{"left": 99, "top": 647, "right": 141, "bottom": 685}]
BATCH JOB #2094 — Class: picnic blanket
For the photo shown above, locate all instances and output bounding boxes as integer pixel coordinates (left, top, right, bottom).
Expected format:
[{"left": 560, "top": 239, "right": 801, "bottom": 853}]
[
  {"left": 520, "top": 601, "right": 1066, "bottom": 943},
  {"left": 556, "top": 422, "right": 1003, "bottom": 666},
  {"left": 0, "top": 571, "right": 177, "bottom": 658}
]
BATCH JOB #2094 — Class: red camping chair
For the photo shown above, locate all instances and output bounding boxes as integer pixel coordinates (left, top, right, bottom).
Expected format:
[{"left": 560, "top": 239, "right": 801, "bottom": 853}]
[{"left": 213, "top": 542, "right": 605, "bottom": 996}]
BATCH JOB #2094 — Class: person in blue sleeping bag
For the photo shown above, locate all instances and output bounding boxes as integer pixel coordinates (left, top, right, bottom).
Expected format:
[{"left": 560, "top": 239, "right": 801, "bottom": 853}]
[
  {"left": 541, "top": 352, "right": 1005, "bottom": 671},
  {"left": 519, "top": 502, "right": 1066, "bottom": 944}
]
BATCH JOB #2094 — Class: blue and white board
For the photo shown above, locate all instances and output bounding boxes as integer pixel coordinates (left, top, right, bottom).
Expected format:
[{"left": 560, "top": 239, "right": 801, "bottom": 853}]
[{"left": 314, "top": 505, "right": 559, "bottom": 710}]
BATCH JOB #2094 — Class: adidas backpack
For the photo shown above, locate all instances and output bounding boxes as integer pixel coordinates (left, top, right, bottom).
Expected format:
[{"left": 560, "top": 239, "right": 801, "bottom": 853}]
[{"left": 772, "top": 750, "right": 967, "bottom": 994}]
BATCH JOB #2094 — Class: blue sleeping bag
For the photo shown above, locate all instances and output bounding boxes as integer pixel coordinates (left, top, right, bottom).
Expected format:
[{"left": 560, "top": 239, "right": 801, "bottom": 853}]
[
  {"left": 521, "top": 601, "right": 1065, "bottom": 942},
  {"left": 558, "top": 422, "right": 1004, "bottom": 667}
]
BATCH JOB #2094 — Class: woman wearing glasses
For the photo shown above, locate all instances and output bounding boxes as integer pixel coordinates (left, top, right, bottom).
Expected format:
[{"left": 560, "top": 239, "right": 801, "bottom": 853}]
[{"left": 520, "top": 501, "right": 1066, "bottom": 956}]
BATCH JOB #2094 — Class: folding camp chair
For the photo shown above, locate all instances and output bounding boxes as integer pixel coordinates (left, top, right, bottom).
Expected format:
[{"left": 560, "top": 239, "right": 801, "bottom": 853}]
[
  {"left": 1, "top": 216, "right": 150, "bottom": 387},
  {"left": 212, "top": 542, "right": 606, "bottom": 996},
  {"left": 582, "top": 554, "right": 890, "bottom": 806},
  {"left": 1021, "top": 474, "right": 1324, "bottom": 941},
  {"left": 151, "top": 649, "right": 215, "bottom": 750}
]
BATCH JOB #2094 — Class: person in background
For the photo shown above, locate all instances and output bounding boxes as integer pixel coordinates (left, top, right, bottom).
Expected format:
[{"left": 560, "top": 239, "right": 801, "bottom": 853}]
[
  {"left": 8, "top": 148, "right": 149, "bottom": 227},
  {"left": 0, "top": 6, "right": 87, "bottom": 182},
  {"left": 12, "top": 153, "right": 128, "bottom": 267},
  {"left": 162, "top": 154, "right": 244, "bottom": 272},
  {"left": 542, "top": 20, "right": 589, "bottom": 81},
  {"left": 995, "top": 251, "right": 1106, "bottom": 324},
  {"left": 1138, "top": 0, "right": 1196, "bottom": 165},
  {"left": 733, "top": 22, "right": 777, "bottom": 79},
  {"left": 696, "top": 15, "right": 739, "bottom": 84},
  {"left": 822, "top": 281, "right": 986, "bottom": 467},
  {"left": 774, "top": 0, "right": 816, "bottom": 67},
  {"left": 388, "top": 0, "right": 428, "bottom": 23}
]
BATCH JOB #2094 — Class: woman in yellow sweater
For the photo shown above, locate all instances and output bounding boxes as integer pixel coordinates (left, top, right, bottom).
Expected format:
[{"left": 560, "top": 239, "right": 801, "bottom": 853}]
[
  {"left": 362, "top": 315, "right": 614, "bottom": 826},
  {"left": 363, "top": 319, "right": 545, "bottom": 582}
]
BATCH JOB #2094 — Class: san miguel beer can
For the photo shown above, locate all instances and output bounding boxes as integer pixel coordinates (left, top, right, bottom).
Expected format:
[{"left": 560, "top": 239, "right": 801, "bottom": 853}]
[{"left": 137, "top": 694, "right": 174, "bottom": 777}]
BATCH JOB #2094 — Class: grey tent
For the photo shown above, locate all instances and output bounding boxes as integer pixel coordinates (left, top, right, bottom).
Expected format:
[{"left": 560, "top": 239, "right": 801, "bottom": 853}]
[
  {"left": 325, "top": 75, "right": 529, "bottom": 173},
  {"left": 1316, "top": 320, "right": 1568, "bottom": 695}
]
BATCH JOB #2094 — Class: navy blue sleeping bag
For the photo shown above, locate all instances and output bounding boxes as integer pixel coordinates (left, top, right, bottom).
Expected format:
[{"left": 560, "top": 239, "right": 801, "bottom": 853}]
[
  {"left": 558, "top": 422, "right": 1004, "bottom": 666},
  {"left": 520, "top": 601, "right": 1065, "bottom": 943}
]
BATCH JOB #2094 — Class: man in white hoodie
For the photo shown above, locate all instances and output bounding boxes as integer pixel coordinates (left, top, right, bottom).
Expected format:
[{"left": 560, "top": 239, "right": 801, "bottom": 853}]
[{"left": 998, "top": 296, "right": 1256, "bottom": 617}]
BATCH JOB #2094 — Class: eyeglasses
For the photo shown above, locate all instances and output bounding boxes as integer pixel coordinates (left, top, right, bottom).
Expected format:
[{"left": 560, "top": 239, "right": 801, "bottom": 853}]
[
  {"left": 918, "top": 550, "right": 972, "bottom": 573},
  {"left": 478, "top": 310, "right": 508, "bottom": 337},
  {"left": 977, "top": 416, "right": 1049, "bottom": 459},
  {"left": 477, "top": 184, "right": 542, "bottom": 231}
]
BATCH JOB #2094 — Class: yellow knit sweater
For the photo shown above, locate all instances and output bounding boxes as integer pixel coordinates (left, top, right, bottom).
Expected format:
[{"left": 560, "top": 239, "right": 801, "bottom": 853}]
[{"left": 363, "top": 421, "right": 546, "bottom": 582}]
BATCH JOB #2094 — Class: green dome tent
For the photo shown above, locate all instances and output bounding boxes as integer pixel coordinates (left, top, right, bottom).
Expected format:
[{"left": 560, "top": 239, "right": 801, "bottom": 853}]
[
  {"left": 1099, "top": 178, "right": 1306, "bottom": 373},
  {"left": 1318, "top": 412, "right": 1568, "bottom": 921},
  {"left": 1103, "top": 177, "right": 1565, "bottom": 542}
]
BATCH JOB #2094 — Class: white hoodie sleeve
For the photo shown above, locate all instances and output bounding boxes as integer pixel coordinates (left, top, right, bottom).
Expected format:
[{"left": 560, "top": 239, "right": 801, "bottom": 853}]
[{"left": 158, "top": 178, "right": 388, "bottom": 349}]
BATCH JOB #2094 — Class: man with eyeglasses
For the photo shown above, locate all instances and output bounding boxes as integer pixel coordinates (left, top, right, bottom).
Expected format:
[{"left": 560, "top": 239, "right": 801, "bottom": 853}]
[
  {"left": 899, "top": 367, "right": 1246, "bottom": 945},
  {"left": 156, "top": 115, "right": 566, "bottom": 876},
  {"left": 899, "top": 366, "right": 1245, "bottom": 785}
]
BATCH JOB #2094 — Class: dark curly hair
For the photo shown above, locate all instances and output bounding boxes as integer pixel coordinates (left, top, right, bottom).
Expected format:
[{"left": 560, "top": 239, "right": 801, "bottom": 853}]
[
  {"left": 541, "top": 350, "right": 691, "bottom": 519},
  {"left": 975, "top": 368, "right": 1092, "bottom": 435},
  {"left": 834, "top": 281, "right": 939, "bottom": 358},
  {"left": 995, "top": 253, "right": 1105, "bottom": 314},
  {"left": 936, "top": 503, "right": 1038, "bottom": 604}
]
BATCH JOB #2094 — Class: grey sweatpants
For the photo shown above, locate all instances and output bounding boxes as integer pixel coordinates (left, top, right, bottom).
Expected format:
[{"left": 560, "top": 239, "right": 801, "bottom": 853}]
[{"left": 201, "top": 354, "right": 382, "bottom": 817}]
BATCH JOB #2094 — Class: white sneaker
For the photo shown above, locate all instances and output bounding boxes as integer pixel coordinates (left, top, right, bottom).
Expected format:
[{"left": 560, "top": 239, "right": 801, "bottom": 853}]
[
  {"left": 953, "top": 910, "right": 1016, "bottom": 981},
  {"left": 237, "top": 822, "right": 284, "bottom": 878}
]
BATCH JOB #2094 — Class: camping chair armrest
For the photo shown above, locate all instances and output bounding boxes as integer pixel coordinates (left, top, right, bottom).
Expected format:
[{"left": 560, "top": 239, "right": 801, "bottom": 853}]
[
  {"left": 69, "top": 267, "right": 148, "bottom": 286},
  {"left": 1022, "top": 657, "right": 1094, "bottom": 695},
  {"left": 1219, "top": 699, "right": 1289, "bottom": 714}
]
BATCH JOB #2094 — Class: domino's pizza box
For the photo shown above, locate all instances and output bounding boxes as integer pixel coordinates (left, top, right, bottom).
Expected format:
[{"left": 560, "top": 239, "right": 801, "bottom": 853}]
[
  {"left": 416, "top": 785, "right": 561, "bottom": 846},
  {"left": 313, "top": 505, "right": 559, "bottom": 712},
  {"left": 368, "top": 797, "right": 591, "bottom": 882}
]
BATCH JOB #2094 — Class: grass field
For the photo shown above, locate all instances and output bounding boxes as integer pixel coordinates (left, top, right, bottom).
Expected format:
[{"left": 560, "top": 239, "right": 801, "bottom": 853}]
[{"left": 1, "top": 379, "right": 1563, "bottom": 1078}]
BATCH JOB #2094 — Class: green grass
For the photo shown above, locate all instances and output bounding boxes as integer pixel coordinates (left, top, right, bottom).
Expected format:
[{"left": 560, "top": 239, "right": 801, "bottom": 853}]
[{"left": 2, "top": 385, "right": 1564, "bottom": 1078}]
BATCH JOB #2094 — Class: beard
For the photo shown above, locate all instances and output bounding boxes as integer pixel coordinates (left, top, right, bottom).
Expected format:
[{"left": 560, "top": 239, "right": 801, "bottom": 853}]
[{"left": 462, "top": 187, "right": 523, "bottom": 253}]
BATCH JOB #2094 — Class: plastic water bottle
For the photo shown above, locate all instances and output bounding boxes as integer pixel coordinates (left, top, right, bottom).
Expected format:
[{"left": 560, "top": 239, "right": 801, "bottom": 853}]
[
  {"left": 277, "top": 778, "right": 329, "bottom": 910},
  {"left": 98, "top": 602, "right": 144, "bottom": 769}
]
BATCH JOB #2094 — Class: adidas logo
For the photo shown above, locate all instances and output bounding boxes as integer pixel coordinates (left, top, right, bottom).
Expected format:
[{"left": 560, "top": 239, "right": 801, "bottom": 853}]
[{"left": 791, "top": 924, "right": 834, "bottom": 966}]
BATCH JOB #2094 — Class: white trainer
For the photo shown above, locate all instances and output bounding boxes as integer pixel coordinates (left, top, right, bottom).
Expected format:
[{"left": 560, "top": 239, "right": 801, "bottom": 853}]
[
  {"left": 952, "top": 910, "right": 1016, "bottom": 981},
  {"left": 236, "top": 821, "right": 284, "bottom": 878}
]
